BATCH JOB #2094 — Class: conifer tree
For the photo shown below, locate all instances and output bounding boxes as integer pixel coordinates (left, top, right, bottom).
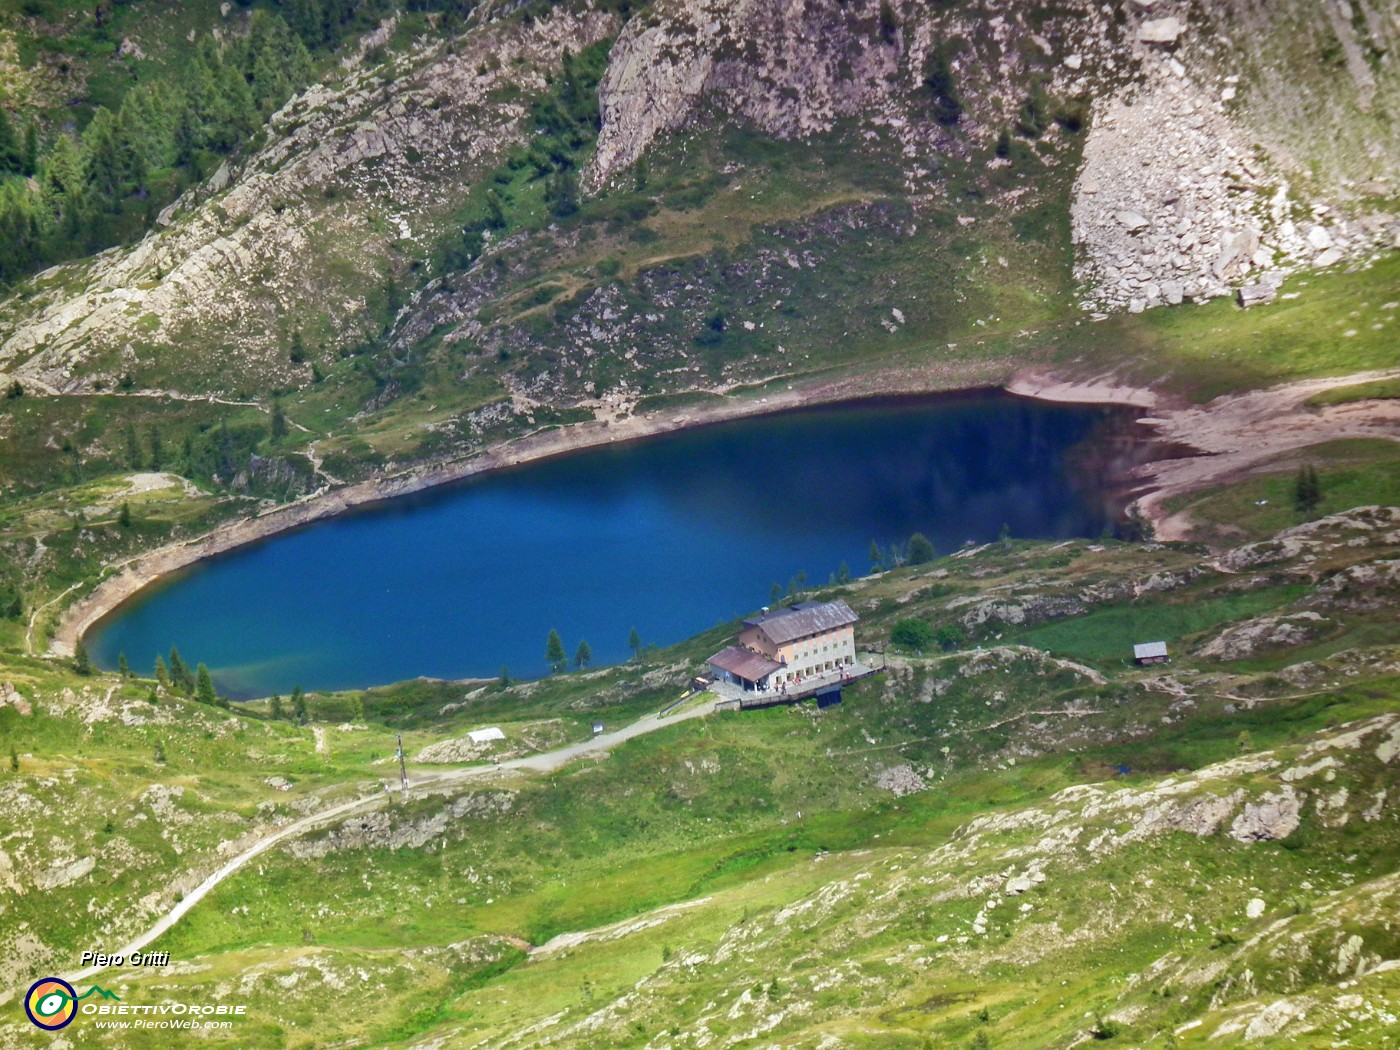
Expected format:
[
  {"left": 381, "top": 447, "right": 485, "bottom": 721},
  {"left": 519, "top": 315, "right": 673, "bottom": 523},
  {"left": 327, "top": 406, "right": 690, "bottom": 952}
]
[
  {"left": 42, "top": 134, "right": 87, "bottom": 235},
  {"left": 545, "top": 629, "right": 567, "bottom": 673},
  {"left": 269, "top": 693, "right": 284, "bottom": 720},
  {"left": 73, "top": 641, "right": 92, "bottom": 676},
  {"left": 628, "top": 627, "right": 641, "bottom": 660},
  {"left": 195, "top": 663, "right": 217, "bottom": 705},
  {"left": 869, "top": 540, "right": 885, "bottom": 573},
  {"left": 169, "top": 647, "right": 192, "bottom": 692},
  {"left": 1294, "top": 464, "right": 1322, "bottom": 516},
  {"left": 574, "top": 640, "right": 592, "bottom": 670},
  {"left": 154, "top": 655, "right": 170, "bottom": 690},
  {"left": 81, "top": 107, "right": 123, "bottom": 208},
  {"left": 118, "top": 652, "right": 130, "bottom": 677},
  {"left": 291, "top": 685, "right": 307, "bottom": 724},
  {"left": 907, "top": 533, "right": 936, "bottom": 565},
  {"left": 0, "top": 108, "right": 22, "bottom": 175},
  {"left": 22, "top": 121, "right": 38, "bottom": 176}
]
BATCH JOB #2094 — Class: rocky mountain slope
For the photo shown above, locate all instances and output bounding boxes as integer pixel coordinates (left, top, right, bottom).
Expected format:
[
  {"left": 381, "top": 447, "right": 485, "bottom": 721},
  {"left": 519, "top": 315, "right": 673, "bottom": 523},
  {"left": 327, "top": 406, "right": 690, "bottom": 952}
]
[{"left": 1, "top": 0, "right": 1396, "bottom": 398}]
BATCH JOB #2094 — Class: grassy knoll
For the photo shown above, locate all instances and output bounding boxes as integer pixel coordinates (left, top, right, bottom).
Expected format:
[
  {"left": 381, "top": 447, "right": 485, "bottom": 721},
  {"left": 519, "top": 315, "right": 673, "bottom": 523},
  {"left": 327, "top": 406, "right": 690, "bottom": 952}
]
[
  {"left": 1305, "top": 376, "right": 1400, "bottom": 406},
  {"left": 1042, "top": 256, "right": 1400, "bottom": 401},
  {"left": 1162, "top": 438, "right": 1400, "bottom": 543},
  {"left": 1006, "top": 584, "right": 1309, "bottom": 666}
]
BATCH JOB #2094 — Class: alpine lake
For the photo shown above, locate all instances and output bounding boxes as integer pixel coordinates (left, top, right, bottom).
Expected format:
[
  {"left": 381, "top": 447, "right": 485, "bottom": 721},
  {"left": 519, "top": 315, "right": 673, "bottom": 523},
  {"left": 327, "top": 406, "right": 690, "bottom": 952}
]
[{"left": 88, "top": 393, "right": 1165, "bottom": 698}]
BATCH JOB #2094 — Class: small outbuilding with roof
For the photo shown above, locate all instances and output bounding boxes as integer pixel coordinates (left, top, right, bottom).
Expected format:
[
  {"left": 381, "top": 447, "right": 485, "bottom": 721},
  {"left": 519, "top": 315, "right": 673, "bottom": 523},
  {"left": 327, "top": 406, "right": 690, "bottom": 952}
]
[{"left": 1133, "top": 641, "right": 1169, "bottom": 666}]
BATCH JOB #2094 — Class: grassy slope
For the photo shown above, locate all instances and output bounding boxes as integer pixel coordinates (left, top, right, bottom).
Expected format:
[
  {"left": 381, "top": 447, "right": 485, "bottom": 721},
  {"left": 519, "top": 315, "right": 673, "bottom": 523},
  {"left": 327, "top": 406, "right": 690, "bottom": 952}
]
[{"left": 2, "top": 491, "right": 1398, "bottom": 1047}]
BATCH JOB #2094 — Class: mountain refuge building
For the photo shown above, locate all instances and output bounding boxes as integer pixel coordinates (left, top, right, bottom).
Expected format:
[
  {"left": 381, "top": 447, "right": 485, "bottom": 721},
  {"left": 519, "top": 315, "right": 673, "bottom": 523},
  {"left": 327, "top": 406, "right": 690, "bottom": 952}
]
[{"left": 707, "top": 600, "right": 859, "bottom": 693}]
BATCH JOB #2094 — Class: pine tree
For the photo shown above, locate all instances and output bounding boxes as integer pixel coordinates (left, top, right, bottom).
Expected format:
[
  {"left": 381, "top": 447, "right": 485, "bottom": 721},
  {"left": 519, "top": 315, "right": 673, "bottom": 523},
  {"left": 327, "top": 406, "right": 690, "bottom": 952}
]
[
  {"left": 574, "top": 640, "right": 592, "bottom": 670},
  {"left": 0, "top": 108, "right": 22, "bottom": 175},
  {"left": 169, "top": 647, "right": 189, "bottom": 692},
  {"left": 22, "top": 121, "right": 38, "bottom": 177},
  {"left": 270, "top": 399, "right": 288, "bottom": 442},
  {"left": 73, "top": 641, "right": 92, "bottom": 676},
  {"left": 118, "top": 652, "right": 130, "bottom": 677},
  {"left": 907, "top": 533, "right": 936, "bottom": 565},
  {"left": 269, "top": 693, "right": 284, "bottom": 720},
  {"left": 499, "top": 665, "right": 510, "bottom": 687},
  {"left": 545, "top": 629, "right": 567, "bottom": 673},
  {"left": 147, "top": 686, "right": 158, "bottom": 704},
  {"left": 1294, "top": 464, "right": 1322, "bottom": 516},
  {"left": 118, "top": 501, "right": 132, "bottom": 528},
  {"left": 147, "top": 425, "right": 163, "bottom": 468},
  {"left": 628, "top": 627, "right": 641, "bottom": 660},
  {"left": 922, "top": 45, "right": 962, "bottom": 127},
  {"left": 125, "top": 424, "right": 142, "bottom": 467},
  {"left": 81, "top": 107, "right": 124, "bottom": 209},
  {"left": 195, "top": 663, "right": 217, "bottom": 705},
  {"left": 154, "top": 655, "right": 170, "bottom": 689},
  {"left": 291, "top": 685, "right": 307, "bottom": 724},
  {"left": 41, "top": 134, "right": 87, "bottom": 235},
  {"left": 869, "top": 540, "right": 885, "bottom": 573}
]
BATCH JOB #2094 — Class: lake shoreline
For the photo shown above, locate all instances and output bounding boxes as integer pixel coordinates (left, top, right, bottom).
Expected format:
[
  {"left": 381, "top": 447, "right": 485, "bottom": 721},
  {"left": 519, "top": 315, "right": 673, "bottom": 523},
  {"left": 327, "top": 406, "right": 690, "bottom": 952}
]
[{"left": 56, "top": 361, "right": 1400, "bottom": 661}]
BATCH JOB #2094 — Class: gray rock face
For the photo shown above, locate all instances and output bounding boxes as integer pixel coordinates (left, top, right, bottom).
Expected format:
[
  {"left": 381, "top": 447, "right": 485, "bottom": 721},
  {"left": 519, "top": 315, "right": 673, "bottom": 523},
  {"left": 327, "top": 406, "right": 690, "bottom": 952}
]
[{"left": 1229, "top": 788, "right": 1302, "bottom": 842}]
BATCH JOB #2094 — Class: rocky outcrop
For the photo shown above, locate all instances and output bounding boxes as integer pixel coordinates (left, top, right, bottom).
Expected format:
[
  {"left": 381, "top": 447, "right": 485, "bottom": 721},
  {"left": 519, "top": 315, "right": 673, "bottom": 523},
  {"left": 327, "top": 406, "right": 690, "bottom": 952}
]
[
  {"left": 0, "top": 7, "right": 617, "bottom": 391},
  {"left": 1229, "top": 787, "right": 1302, "bottom": 843},
  {"left": 289, "top": 790, "right": 515, "bottom": 858},
  {"left": 587, "top": 0, "right": 904, "bottom": 192},
  {"left": 1197, "top": 612, "right": 1332, "bottom": 661},
  {"left": 875, "top": 764, "right": 927, "bottom": 797},
  {"left": 0, "top": 681, "right": 31, "bottom": 716}
]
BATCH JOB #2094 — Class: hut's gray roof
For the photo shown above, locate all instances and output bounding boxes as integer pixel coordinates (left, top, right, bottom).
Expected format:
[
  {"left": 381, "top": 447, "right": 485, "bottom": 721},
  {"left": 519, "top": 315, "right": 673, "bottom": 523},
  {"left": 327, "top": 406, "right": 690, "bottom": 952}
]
[
  {"left": 743, "top": 600, "right": 859, "bottom": 645},
  {"left": 1134, "top": 641, "right": 1169, "bottom": 659}
]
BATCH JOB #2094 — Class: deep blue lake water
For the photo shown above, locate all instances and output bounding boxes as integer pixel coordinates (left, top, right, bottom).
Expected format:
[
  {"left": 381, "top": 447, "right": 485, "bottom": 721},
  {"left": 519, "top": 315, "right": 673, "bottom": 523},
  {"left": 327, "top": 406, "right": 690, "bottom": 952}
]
[{"left": 89, "top": 393, "right": 1152, "bottom": 697}]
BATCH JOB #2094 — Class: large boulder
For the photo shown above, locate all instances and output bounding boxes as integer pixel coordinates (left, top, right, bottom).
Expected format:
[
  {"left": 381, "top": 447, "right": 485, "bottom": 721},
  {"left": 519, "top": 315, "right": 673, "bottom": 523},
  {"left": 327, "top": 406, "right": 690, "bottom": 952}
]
[
  {"left": 1229, "top": 788, "right": 1302, "bottom": 842},
  {"left": 1137, "top": 17, "right": 1186, "bottom": 44}
]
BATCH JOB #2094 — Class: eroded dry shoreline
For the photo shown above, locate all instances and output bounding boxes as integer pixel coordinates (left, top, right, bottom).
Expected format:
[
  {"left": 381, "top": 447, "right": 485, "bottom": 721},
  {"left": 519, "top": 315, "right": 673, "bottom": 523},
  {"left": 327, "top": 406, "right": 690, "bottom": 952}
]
[{"left": 52, "top": 363, "right": 1400, "bottom": 658}]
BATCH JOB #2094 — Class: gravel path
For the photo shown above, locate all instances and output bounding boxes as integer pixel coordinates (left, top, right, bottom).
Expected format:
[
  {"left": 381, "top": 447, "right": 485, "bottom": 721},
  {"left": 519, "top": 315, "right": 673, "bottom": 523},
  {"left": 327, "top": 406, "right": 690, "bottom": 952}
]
[{"left": 21, "top": 703, "right": 712, "bottom": 993}]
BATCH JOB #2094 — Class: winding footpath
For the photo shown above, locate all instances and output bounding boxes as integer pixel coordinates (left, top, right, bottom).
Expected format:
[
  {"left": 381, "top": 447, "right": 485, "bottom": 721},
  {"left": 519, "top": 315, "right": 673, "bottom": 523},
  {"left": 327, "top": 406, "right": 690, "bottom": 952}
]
[{"left": 2, "top": 703, "right": 712, "bottom": 1000}]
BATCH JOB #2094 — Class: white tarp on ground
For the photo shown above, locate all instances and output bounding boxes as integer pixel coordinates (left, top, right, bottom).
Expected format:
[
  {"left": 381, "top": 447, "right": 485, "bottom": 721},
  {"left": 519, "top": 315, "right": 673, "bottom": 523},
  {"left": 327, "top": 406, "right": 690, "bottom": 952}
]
[{"left": 468, "top": 727, "right": 506, "bottom": 744}]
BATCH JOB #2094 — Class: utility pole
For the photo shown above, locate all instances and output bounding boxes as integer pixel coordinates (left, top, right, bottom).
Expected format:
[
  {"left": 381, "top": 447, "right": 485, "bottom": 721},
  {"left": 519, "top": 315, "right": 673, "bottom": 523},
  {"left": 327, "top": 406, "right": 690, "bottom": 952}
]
[{"left": 396, "top": 733, "right": 409, "bottom": 800}]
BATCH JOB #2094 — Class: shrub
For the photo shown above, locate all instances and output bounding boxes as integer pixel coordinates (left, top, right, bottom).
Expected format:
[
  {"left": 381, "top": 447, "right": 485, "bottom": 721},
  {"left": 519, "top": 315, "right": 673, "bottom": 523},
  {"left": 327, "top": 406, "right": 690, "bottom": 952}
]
[{"left": 891, "top": 618, "right": 936, "bottom": 650}]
